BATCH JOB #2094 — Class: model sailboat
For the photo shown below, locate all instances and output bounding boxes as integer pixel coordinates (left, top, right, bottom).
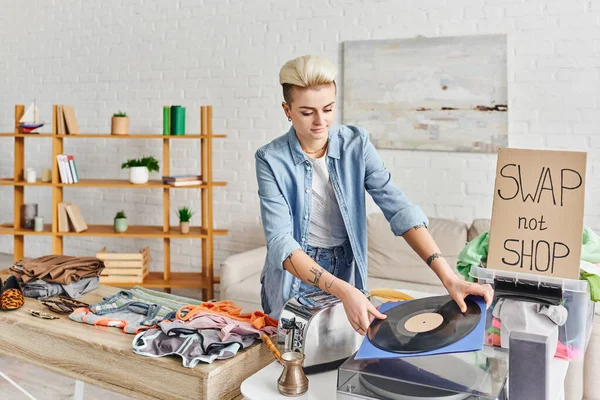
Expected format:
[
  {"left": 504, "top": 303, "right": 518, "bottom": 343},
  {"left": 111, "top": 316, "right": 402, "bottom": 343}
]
[{"left": 19, "top": 101, "right": 45, "bottom": 133}]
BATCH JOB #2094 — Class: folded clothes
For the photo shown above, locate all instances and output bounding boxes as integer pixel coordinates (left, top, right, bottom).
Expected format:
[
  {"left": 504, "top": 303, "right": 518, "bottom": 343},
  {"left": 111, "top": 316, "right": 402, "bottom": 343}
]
[
  {"left": 69, "top": 287, "right": 203, "bottom": 334},
  {"left": 23, "top": 276, "right": 99, "bottom": 299},
  {"left": 10, "top": 255, "right": 105, "bottom": 285}
]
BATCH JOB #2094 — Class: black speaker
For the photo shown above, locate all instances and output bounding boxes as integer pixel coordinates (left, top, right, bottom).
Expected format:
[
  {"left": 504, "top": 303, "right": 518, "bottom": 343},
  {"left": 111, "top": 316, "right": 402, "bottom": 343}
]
[{"left": 509, "top": 331, "right": 550, "bottom": 400}]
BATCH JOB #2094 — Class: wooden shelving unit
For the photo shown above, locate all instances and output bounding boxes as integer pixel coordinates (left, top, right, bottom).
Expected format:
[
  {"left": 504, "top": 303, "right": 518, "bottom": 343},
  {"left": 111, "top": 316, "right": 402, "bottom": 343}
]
[{"left": 1, "top": 104, "right": 227, "bottom": 300}]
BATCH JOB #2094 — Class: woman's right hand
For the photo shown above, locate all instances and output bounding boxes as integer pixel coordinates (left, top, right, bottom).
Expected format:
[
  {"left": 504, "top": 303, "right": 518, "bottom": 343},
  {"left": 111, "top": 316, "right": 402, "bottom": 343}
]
[{"left": 337, "top": 284, "right": 387, "bottom": 336}]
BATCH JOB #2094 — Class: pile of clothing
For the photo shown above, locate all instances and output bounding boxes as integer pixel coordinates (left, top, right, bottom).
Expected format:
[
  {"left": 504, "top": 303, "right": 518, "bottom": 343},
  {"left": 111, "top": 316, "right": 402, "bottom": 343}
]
[
  {"left": 68, "top": 286, "right": 277, "bottom": 367},
  {"left": 133, "top": 301, "right": 278, "bottom": 367},
  {"left": 9, "top": 255, "right": 105, "bottom": 299},
  {"left": 69, "top": 286, "right": 202, "bottom": 334}
]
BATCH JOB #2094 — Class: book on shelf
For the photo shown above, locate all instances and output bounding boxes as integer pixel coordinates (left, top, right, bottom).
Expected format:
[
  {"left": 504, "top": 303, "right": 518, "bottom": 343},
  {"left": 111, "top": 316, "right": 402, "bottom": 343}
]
[
  {"left": 166, "top": 180, "right": 202, "bottom": 187},
  {"left": 162, "top": 174, "right": 202, "bottom": 182},
  {"left": 56, "top": 105, "right": 80, "bottom": 135},
  {"left": 56, "top": 154, "right": 80, "bottom": 184},
  {"left": 162, "top": 174, "right": 202, "bottom": 186},
  {"left": 57, "top": 202, "right": 70, "bottom": 232},
  {"left": 162, "top": 105, "right": 186, "bottom": 135},
  {"left": 63, "top": 202, "right": 88, "bottom": 232}
]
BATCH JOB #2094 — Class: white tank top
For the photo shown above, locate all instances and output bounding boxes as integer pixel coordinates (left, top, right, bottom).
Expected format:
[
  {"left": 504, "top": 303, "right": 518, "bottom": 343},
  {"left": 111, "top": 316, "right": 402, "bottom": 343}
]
[{"left": 307, "top": 153, "right": 348, "bottom": 248}]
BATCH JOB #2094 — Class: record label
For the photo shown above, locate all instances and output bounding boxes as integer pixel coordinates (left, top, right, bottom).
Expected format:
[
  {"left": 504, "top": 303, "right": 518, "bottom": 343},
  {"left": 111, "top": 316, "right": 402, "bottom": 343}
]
[
  {"left": 367, "top": 295, "right": 480, "bottom": 354},
  {"left": 404, "top": 312, "right": 444, "bottom": 333}
]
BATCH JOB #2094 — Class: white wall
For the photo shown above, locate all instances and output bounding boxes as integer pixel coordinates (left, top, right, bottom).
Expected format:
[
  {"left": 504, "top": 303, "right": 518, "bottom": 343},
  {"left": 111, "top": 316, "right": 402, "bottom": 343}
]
[{"left": 1, "top": 0, "right": 599, "bottom": 279}]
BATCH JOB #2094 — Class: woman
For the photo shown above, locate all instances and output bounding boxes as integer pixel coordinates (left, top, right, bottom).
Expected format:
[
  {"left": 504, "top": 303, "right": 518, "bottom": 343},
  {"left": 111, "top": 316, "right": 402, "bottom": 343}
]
[{"left": 255, "top": 55, "right": 493, "bottom": 335}]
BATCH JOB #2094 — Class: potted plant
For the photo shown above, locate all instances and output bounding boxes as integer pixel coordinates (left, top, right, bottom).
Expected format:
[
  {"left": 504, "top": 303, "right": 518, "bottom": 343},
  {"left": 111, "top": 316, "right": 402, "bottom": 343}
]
[
  {"left": 121, "top": 156, "right": 160, "bottom": 184},
  {"left": 111, "top": 110, "right": 130, "bottom": 135},
  {"left": 114, "top": 210, "right": 128, "bottom": 232},
  {"left": 177, "top": 206, "right": 193, "bottom": 234}
]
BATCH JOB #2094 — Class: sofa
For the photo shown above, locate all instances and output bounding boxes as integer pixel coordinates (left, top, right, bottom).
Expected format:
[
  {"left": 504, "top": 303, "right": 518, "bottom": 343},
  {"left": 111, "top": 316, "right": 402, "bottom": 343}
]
[{"left": 220, "top": 213, "right": 599, "bottom": 400}]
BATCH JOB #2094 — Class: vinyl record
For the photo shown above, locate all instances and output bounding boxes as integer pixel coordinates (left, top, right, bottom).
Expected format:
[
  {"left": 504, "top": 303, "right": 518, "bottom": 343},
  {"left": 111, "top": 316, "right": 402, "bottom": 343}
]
[{"left": 367, "top": 295, "right": 480, "bottom": 354}]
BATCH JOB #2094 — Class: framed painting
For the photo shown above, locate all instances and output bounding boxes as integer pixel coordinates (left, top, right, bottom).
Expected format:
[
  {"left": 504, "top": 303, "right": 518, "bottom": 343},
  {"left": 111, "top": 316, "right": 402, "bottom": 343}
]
[{"left": 343, "top": 35, "right": 507, "bottom": 153}]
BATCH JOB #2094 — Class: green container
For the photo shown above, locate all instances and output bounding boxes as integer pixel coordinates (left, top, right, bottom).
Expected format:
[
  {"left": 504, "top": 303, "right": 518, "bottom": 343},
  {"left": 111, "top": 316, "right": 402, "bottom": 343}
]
[
  {"left": 114, "top": 217, "right": 128, "bottom": 233},
  {"left": 163, "top": 106, "right": 170, "bottom": 136},
  {"left": 170, "top": 106, "right": 186, "bottom": 135}
]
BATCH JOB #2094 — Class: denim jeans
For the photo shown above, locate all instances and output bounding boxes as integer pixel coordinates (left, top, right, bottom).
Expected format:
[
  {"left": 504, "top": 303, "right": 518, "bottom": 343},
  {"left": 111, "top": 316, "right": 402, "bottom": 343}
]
[{"left": 289, "top": 240, "right": 355, "bottom": 297}]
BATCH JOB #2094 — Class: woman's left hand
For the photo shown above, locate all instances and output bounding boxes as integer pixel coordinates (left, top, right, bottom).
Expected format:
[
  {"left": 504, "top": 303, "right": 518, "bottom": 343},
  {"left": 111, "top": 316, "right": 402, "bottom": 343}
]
[{"left": 444, "top": 276, "right": 494, "bottom": 313}]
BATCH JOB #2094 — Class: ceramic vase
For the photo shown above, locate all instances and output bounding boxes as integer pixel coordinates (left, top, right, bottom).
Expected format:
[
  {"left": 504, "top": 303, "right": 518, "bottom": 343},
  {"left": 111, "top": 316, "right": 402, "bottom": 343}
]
[
  {"left": 129, "top": 167, "right": 149, "bottom": 184},
  {"left": 114, "top": 217, "right": 128, "bottom": 232}
]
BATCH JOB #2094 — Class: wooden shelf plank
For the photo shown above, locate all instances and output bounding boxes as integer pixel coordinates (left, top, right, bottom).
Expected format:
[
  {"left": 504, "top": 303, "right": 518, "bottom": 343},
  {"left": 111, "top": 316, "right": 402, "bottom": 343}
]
[
  {"left": 0, "top": 133, "right": 54, "bottom": 138},
  {"left": 0, "top": 178, "right": 52, "bottom": 186},
  {"left": 0, "top": 133, "right": 227, "bottom": 139},
  {"left": 0, "top": 223, "right": 53, "bottom": 235},
  {"left": 101, "top": 272, "right": 211, "bottom": 289},
  {"left": 53, "top": 134, "right": 227, "bottom": 139},
  {"left": 56, "top": 179, "right": 227, "bottom": 188},
  {"left": 56, "top": 224, "right": 228, "bottom": 238},
  {"left": 0, "top": 178, "right": 227, "bottom": 188}
]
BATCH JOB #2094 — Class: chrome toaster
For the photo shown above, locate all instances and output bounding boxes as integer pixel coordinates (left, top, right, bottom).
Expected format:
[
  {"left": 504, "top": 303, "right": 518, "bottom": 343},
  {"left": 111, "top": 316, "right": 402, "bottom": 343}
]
[{"left": 277, "top": 290, "right": 363, "bottom": 374}]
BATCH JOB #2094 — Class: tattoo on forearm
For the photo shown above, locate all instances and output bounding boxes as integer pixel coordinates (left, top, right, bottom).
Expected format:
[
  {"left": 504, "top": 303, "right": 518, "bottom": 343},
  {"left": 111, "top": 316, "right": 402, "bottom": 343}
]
[
  {"left": 307, "top": 266, "right": 323, "bottom": 288},
  {"left": 325, "top": 277, "right": 335, "bottom": 292},
  {"left": 413, "top": 224, "right": 425, "bottom": 230},
  {"left": 287, "top": 254, "right": 302, "bottom": 278},
  {"left": 426, "top": 252, "right": 442, "bottom": 267}
]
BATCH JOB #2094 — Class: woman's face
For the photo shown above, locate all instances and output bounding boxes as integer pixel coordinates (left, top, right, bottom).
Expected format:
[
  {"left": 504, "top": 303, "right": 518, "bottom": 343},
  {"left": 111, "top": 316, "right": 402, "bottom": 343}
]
[{"left": 283, "top": 83, "right": 336, "bottom": 143}]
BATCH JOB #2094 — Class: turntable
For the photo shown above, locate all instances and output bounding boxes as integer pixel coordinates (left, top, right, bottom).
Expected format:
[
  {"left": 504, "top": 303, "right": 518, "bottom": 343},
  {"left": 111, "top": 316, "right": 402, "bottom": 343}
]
[
  {"left": 336, "top": 295, "right": 508, "bottom": 399},
  {"left": 336, "top": 347, "right": 508, "bottom": 400}
]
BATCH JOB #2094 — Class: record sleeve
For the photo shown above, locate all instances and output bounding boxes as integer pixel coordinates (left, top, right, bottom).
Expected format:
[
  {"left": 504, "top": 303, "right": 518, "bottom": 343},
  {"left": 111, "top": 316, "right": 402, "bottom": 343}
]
[
  {"left": 355, "top": 295, "right": 486, "bottom": 360},
  {"left": 368, "top": 295, "right": 481, "bottom": 354}
]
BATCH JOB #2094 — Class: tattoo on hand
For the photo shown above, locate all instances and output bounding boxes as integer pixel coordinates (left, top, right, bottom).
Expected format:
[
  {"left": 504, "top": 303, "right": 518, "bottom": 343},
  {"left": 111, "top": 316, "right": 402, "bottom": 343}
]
[
  {"left": 307, "top": 266, "right": 323, "bottom": 288},
  {"left": 426, "top": 252, "right": 442, "bottom": 267},
  {"left": 413, "top": 224, "right": 425, "bottom": 230}
]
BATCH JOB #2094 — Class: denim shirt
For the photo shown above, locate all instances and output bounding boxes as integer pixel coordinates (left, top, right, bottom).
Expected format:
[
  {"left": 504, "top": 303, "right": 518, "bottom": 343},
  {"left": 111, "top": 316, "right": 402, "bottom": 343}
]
[{"left": 255, "top": 124, "right": 428, "bottom": 318}]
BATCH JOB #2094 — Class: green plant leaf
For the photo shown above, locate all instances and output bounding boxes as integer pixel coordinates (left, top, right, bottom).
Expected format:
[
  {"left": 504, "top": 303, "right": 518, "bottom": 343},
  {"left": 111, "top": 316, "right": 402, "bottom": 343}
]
[
  {"left": 177, "top": 206, "right": 193, "bottom": 222},
  {"left": 120, "top": 156, "right": 160, "bottom": 172},
  {"left": 115, "top": 210, "right": 127, "bottom": 219}
]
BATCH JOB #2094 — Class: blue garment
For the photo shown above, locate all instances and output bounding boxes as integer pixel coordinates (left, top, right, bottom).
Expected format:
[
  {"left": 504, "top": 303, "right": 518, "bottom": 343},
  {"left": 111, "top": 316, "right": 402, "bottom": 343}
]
[
  {"left": 256, "top": 124, "right": 428, "bottom": 318},
  {"left": 297, "top": 241, "right": 354, "bottom": 295}
]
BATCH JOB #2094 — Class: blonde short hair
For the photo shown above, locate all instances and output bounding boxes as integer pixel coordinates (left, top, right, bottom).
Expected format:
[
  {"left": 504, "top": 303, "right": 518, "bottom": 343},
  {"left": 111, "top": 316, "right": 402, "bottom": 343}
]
[{"left": 279, "top": 55, "right": 337, "bottom": 104}]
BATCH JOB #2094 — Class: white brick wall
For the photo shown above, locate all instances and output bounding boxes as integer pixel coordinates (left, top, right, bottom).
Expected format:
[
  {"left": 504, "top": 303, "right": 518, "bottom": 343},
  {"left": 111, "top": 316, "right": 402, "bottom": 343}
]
[{"left": 1, "top": 0, "right": 599, "bottom": 277}]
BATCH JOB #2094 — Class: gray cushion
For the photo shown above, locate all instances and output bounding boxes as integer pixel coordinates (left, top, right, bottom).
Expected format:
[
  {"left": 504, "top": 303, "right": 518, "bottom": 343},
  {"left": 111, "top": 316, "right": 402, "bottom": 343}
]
[{"left": 367, "top": 213, "right": 468, "bottom": 286}]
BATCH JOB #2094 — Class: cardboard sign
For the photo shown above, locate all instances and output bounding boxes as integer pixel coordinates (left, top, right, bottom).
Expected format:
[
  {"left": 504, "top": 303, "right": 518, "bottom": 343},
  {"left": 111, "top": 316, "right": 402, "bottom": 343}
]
[{"left": 487, "top": 148, "right": 586, "bottom": 280}]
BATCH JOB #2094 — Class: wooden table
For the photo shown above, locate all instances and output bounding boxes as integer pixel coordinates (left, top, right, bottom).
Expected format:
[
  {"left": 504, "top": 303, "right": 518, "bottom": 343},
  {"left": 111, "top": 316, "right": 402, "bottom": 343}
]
[{"left": 0, "top": 280, "right": 274, "bottom": 400}]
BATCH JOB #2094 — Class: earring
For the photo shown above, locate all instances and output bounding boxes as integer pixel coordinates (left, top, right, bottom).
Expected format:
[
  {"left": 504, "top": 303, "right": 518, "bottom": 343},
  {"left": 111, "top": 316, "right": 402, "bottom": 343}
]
[{"left": 288, "top": 117, "right": 292, "bottom": 122}]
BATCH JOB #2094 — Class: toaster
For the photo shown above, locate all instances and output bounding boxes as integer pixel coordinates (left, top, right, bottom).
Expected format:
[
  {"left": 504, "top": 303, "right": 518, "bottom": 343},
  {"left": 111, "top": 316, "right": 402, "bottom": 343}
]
[{"left": 277, "top": 290, "right": 363, "bottom": 374}]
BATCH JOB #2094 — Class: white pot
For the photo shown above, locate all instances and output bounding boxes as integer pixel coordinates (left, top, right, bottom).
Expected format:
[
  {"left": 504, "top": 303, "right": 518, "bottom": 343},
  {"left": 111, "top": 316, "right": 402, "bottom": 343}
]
[{"left": 129, "top": 166, "right": 149, "bottom": 184}]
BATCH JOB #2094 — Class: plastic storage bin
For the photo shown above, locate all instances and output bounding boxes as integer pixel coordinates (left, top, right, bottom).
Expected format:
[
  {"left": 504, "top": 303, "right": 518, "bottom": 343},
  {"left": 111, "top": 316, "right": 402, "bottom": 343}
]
[{"left": 469, "top": 266, "right": 594, "bottom": 362}]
